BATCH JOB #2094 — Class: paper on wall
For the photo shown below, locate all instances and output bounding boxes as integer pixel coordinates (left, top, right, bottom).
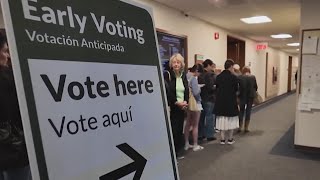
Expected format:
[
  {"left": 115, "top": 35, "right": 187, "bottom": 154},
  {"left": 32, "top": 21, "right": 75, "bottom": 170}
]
[
  {"left": 300, "top": 87, "right": 313, "bottom": 104},
  {"left": 299, "top": 55, "right": 320, "bottom": 110},
  {"left": 302, "top": 36, "right": 318, "bottom": 55},
  {"left": 298, "top": 103, "right": 312, "bottom": 111}
]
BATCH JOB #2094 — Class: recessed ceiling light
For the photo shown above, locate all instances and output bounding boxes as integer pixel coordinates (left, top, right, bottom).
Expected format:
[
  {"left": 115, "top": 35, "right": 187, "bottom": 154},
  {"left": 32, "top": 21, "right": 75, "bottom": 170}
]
[
  {"left": 271, "top": 34, "right": 292, "bottom": 39},
  {"left": 240, "top": 16, "right": 272, "bottom": 24},
  {"left": 297, "top": 49, "right": 300, "bottom": 51},
  {"left": 287, "top": 43, "right": 300, "bottom": 46}
]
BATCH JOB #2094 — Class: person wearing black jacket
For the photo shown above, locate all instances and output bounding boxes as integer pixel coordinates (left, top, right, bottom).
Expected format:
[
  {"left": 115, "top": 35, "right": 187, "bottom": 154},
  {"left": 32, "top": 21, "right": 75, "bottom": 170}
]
[
  {"left": 238, "top": 66, "right": 258, "bottom": 132},
  {"left": 198, "top": 59, "right": 217, "bottom": 141},
  {"left": 166, "top": 53, "right": 189, "bottom": 158},
  {"left": 0, "top": 35, "right": 31, "bottom": 180},
  {"left": 214, "top": 59, "right": 239, "bottom": 145}
]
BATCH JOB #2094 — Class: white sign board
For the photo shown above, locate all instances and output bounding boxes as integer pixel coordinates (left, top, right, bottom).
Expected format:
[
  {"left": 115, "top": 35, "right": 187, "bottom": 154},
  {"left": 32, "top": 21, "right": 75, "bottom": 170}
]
[{"left": 28, "top": 60, "right": 175, "bottom": 180}]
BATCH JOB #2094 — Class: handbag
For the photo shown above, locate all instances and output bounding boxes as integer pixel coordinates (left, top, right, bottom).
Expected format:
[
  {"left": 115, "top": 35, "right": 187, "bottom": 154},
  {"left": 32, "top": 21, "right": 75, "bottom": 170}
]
[
  {"left": 187, "top": 75, "right": 199, "bottom": 112},
  {"left": 188, "top": 87, "right": 199, "bottom": 111},
  {"left": 253, "top": 91, "right": 263, "bottom": 105}
]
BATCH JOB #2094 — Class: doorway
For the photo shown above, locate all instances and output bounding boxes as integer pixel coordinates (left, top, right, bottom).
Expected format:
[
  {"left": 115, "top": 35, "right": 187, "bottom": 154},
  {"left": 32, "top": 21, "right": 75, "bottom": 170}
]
[
  {"left": 227, "top": 36, "right": 245, "bottom": 68},
  {"left": 287, "top": 56, "right": 293, "bottom": 92}
]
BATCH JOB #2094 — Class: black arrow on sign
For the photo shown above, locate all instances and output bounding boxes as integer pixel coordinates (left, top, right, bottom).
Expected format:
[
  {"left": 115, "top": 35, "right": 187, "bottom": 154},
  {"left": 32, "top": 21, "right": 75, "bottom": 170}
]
[{"left": 100, "top": 143, "right": 147, "bottom": 180}]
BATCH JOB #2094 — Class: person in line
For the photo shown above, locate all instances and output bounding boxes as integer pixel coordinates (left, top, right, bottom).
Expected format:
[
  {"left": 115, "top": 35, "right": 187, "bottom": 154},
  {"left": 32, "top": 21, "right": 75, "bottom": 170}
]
[
  {"left": 0, "top": 34, "right": 32, "bottom": 180},
  {"left": 295, "top": 71, "right": 298, "bottom": 85},
  {"left": 184, "top": 64, "right": 204, "bottom": 152},
  {"left": 238, "top": 66, "right": 258, "bottom": 132},
  {"left": 233, "top": 63, "right": 242, "bottom": 118},
  {"left": 167, "top": 53, "right": 189, "bottom": 159},
  {"left": 233, "top": 64, "right": 242, "bottom": 76},
  {"left": 198, "top": 59, "right": 217, "bottom": 141},
  {"left": 214, "top": 59, "right": 239, "bottom": 145}
]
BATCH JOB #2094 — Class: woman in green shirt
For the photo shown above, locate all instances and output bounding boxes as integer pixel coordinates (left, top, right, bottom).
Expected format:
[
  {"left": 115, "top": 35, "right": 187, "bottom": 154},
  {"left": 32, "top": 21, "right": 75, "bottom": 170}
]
[{"left": 166, "top": 53, "right": 189, "bottom": 158}]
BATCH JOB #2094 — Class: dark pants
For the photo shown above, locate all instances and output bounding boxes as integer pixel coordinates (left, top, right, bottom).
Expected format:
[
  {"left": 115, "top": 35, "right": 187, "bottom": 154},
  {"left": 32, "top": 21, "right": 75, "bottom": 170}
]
[
  {"left": 170, "top": 106, "right": 185, "bottom": 155},
  {"left": 239, "top": 98, "right": 254, "bottom": 125},
  {"left": 198, "top": 102, "right": 215, "bottom": 139},
  {"left": 0, "top": 166, "right": 32, "bottom": 180}
]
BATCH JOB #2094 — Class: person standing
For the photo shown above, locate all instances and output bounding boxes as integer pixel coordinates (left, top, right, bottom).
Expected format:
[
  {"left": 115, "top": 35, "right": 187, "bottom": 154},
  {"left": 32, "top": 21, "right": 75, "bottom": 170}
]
[
  {"left": 184, "top": 64, "right": 204, "bottom": 151},
  {"left": 233, "top": 63, "right": 242, "bottom": 115},
  {"left": 238, "top": 66, "right": 257, "bottom": 132},
  {"left": 198, "top": 59, "right": 217, "bottom": 141},
  {"left": 233, "top": 64, "right": 242, "bottom": 77},
  {"left": 167, "top": 53, "right": 189, "bottom": 158},
  {"left": 214, "top": 59, "right": 239, "bottom": 145},
  {"left": 0, "top": 34, "right": 31, "bottom": 180}
]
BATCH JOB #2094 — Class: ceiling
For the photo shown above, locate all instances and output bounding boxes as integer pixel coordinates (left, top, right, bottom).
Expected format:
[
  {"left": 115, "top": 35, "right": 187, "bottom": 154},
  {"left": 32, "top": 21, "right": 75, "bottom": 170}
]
[{"left": 153, "top": 0, "right": 301, "bottom": 54}]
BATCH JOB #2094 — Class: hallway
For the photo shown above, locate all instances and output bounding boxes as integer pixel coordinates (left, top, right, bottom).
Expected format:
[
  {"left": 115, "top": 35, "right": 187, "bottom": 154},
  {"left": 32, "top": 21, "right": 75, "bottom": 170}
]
[{"left": 179, "top": 94, "right": 320, "bottom": 180}]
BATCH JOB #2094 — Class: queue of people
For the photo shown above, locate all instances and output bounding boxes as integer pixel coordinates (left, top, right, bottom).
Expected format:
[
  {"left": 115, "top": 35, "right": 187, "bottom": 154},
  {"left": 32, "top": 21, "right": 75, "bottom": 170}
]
[{"left": 164, "top": 53, "right": 258, "bottom": 158}]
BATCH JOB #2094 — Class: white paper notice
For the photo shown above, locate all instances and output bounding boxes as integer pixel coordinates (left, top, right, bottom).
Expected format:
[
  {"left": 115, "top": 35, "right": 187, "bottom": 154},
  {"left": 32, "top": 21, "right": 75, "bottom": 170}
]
[
  {"left": 302, "top": 36, "right": 318, "bottom": 55},
  {"left": 310, "top": 73, "right": 320, "bottom": 98},
  {"left": 298, "top": 102, "right": 312, "bottom": 111},
  {"left": 300, "top": 87, "right": 313, "bottom": 104},
  {"left": 300, "top": 55, "right": 320, "bottom": 110}
]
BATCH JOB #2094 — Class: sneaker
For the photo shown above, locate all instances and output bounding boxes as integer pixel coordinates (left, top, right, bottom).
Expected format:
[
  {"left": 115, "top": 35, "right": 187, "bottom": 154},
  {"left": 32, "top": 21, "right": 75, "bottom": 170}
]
[
  {"left": 227, "top": 139, "right": 235, "bottom": 145},
  {"left": 193, "top": 145, "right": 204, "bottom": 152},
  {"left": 177, "top": 155, "right": 185, "bottom": 160},
  {"left": 184, "top": 143, "right": 194, "bottom": 151},
  {"left": 220, "top": 140, "right": 226, "bottom": 145}
]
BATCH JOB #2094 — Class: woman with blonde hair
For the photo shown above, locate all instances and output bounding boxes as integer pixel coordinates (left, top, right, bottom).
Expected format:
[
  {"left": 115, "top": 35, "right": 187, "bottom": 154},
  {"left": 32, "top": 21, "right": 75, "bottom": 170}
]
[
  {"left": 238, "top": 66, "right": 257, "bottom": 132},
  {"left": 166, "top": 53, "right": 189, "bottom": 158}
]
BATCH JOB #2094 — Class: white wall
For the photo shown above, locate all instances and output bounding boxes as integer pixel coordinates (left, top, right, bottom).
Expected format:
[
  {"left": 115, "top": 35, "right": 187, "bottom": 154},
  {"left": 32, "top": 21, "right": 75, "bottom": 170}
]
[
  {"left": 138, "top": 0, "right": 227, "bottom": 66},
  {"left": 134, "top": 0, "right": 297, "bottom": 101},
  {"left": 266, "top": 49, "right": 281, "bottom": 97},
  {"left": 279, "top": 52, "right": 289, "bottom": 95},
  {"left": 295, "top": 0, "right": 320, "bottom": 148},
  {"left": 250, "top": 49, "right": 266, "bottom": 99}
]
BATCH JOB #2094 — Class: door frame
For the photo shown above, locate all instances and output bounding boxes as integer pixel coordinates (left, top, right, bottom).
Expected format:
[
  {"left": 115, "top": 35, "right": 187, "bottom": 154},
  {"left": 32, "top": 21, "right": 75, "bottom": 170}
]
[
  {"left": 287, "top": 56, "right": 293, "bottom": 92},
  {"left": 265, "top": 52, "right": 269, "bottom": 99}
]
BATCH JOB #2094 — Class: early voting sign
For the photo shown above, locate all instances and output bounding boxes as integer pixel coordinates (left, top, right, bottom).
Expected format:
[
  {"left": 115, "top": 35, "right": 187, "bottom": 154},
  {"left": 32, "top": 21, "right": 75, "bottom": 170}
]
[{"left": 1, "top": 0, "right": 178, "bottom": 179}]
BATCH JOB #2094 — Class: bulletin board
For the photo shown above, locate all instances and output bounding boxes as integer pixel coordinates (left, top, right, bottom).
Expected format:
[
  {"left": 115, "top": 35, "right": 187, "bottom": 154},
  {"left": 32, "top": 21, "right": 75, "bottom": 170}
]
[
  {"left": 298, "top": 29, "right": 320, "bottom": 111},
  {"left": 195, "top": 54, "right": 204, "bottom": 65},
  {"left": 156, "top": 28, "right": 188, "bottom": 71}
]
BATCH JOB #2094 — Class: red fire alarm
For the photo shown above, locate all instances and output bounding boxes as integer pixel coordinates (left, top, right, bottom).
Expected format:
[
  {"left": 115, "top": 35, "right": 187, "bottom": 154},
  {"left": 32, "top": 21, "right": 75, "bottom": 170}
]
[{"left": 214, "top": 32, "right": 219, "bottom": 40}]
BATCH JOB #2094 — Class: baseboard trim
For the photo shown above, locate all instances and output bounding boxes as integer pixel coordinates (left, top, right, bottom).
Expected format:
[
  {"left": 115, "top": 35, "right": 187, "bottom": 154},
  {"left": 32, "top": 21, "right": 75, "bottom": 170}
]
[
  {"left": 294, "top": 145, "right": 320, "bottom": 153},
  {"left": 252, "top": 90, "right": 296, "bottom": 113}
]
